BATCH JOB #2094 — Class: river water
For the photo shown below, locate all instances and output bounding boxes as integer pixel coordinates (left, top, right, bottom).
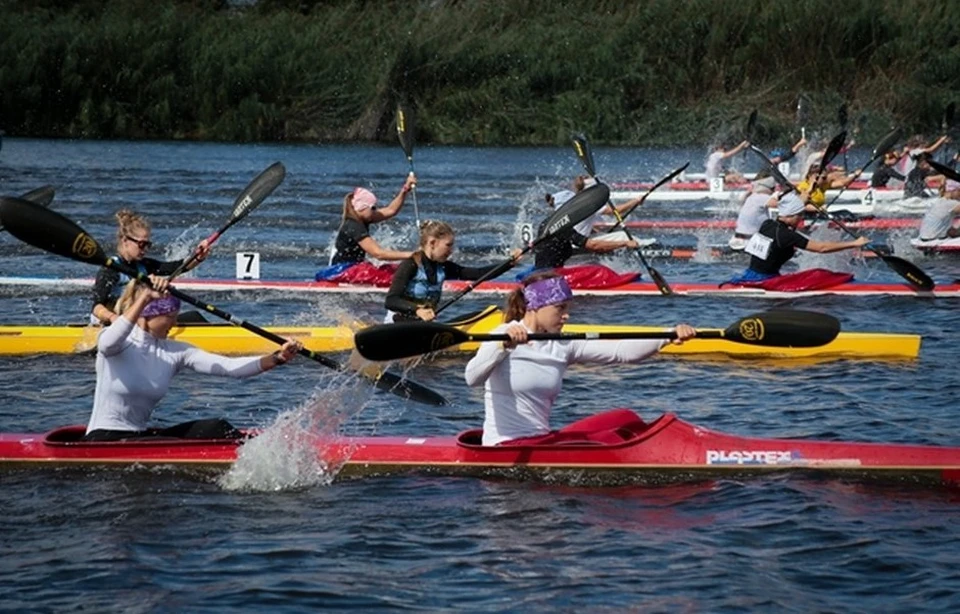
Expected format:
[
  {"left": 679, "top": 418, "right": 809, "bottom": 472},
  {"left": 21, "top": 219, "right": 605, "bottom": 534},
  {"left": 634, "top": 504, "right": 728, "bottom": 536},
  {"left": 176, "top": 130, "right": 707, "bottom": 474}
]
[{"left": 0, "top": 138, "right": 958, "bottom": 612}]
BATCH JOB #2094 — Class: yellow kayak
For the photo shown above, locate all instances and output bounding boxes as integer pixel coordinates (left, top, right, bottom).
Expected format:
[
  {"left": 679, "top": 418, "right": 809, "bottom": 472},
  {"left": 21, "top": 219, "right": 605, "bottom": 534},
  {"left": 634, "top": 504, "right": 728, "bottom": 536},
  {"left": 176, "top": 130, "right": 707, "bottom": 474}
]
[{"left": 0, "top": 307, "right": 921, "bottom": 359}]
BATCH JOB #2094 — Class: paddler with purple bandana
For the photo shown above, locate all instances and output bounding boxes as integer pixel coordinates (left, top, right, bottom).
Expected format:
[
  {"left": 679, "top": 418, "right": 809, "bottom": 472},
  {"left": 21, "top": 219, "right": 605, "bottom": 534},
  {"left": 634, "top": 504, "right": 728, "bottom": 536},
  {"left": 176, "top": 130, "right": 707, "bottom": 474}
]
[
  {"left": 725, "top": 192, "right": 870, "bottom": 287},
  {"left": 465, "top": 271, "right": 695, "bottom": 446},
  {"left": 83, "top": 277, "right": 303, "bottom": 442}
]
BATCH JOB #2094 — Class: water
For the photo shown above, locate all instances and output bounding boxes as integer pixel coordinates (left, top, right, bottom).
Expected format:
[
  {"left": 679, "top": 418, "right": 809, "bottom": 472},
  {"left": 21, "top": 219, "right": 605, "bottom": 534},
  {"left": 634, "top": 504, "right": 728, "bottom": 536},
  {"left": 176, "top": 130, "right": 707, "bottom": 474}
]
[{"left": 1, "top": 138, "right": 959, "bottom": 611}]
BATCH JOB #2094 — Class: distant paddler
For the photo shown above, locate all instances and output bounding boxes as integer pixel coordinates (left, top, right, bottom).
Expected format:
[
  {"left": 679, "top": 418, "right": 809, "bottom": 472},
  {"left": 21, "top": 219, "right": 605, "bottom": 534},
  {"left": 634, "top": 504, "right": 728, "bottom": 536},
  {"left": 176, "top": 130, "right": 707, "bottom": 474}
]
[
  {"left": 328, "top": 174, "right": 417, "bottom": 267},
  {"left": 917, "top": 180, "right": 960, "bottom": 241},
  {"left": 728, "top": 172, "right": 778, "bottom": 251}
]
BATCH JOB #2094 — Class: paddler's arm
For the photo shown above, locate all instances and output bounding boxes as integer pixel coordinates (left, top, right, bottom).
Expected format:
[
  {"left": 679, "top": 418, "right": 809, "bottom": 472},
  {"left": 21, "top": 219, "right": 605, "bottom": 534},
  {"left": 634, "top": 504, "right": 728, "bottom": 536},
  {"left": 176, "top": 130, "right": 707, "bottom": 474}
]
[
  {"left": 356, "top": 236, "right": 414, "bottom": 262},
  {"left": 371, "top": 173, "right": 417, "bottom": 222},
  {"left": 184, "top": 339, "right": 303, "bottom": 376},
  {"left": 464, "top": 323, "right": 527, "bottom": 386}
]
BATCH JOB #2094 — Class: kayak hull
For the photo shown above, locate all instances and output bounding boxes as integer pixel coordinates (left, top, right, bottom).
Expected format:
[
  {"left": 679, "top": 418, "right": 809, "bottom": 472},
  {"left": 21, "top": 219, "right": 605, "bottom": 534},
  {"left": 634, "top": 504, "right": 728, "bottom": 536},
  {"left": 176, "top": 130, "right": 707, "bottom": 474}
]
[
  {"left": 2, "top": 414, "right": 958, "bottom": 488},
  {"left": 0, "top": 310, "right": 921, "bottom": 359}
]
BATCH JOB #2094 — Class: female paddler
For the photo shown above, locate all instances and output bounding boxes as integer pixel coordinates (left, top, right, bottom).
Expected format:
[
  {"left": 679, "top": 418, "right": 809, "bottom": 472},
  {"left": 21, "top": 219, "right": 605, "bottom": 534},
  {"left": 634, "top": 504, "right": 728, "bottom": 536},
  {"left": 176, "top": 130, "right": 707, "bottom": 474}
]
[
  {"left": 464, "top": 271, "right": 696, "bottom": 446},
  {"left": 84, "top": 278, "right": 302, "bottom": 441},
  {"left": 91, "top": 209, "right": 210, "bottom": 325},
  {"left": 328, "top": 173, "right": 418, "bottom": 267},
  {"left": 384, "top": 220, "right": 517, "bottom": 322}
]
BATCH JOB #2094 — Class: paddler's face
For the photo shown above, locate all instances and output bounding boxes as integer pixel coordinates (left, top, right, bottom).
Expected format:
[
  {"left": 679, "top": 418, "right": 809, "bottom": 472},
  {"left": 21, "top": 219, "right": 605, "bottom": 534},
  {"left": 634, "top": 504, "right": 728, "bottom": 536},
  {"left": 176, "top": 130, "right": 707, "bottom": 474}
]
[
  {"left": 143, "top": 313, "right": 176, "bottom": 339},
  {"left": 426, "top": 235, "right": 455, "bottom": 262},
  {"left": 121, "top": 230, "right": 151, "bottom": 260},
  {"left": 534, "top": 301, "right": 569, "bottom": 333}
]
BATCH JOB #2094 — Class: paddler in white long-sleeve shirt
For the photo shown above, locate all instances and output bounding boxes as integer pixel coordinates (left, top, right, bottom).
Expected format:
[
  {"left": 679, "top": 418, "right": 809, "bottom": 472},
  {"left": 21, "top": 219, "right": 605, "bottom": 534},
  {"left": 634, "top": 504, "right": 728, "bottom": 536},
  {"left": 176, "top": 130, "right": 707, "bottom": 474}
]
[
  {"left": 84, "top": 277, "right": 303, "bottom": 441},
  {"left": 464, "top": 272, "right": 695, "bottom": 446}
]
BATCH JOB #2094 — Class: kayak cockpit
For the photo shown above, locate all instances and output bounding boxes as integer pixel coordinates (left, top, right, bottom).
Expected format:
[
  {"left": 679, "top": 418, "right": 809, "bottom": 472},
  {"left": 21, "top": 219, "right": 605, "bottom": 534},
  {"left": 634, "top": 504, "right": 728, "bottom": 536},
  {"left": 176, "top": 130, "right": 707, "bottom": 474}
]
[
  {"left": 453, "top": 412, "right": 676, "bottom": 449},
  {"left": 41, "top": 425, "right": 243, "bottom": 448}
]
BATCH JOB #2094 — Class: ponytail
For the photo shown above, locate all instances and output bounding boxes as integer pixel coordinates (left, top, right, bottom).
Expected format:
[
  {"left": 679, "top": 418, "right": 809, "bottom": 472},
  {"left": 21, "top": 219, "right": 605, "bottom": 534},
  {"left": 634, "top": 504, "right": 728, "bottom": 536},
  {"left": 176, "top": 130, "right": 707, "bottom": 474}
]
[{"left": 503, "top": 270, "right": 561, "bottom": 322}]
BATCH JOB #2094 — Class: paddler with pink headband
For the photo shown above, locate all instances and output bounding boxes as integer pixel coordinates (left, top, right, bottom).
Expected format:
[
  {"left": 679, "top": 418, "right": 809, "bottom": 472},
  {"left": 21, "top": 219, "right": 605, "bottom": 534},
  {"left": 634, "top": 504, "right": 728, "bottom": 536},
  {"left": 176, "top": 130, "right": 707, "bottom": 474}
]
[
  {"left": 329, "top": 173, "right": 418, "bottom": 266},
  {"left": 465, "top": 271, "right": 696, "bottom": 446}
]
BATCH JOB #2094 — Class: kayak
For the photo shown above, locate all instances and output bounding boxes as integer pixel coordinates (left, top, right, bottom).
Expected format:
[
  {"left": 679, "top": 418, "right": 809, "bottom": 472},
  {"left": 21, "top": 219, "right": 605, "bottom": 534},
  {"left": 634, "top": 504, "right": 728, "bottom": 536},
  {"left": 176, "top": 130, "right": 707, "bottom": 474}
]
[
  {"left": 2, "top": 411, "right": 958, "bottom": 488},
  {"left": 910, "top": 237, "right": 960, "bottom": 252},
  {"left": 3, "top": 275, "right": 956, "bottom": 298},
  {"left": 597, "top": 218, "right": 918, "bottom": 231},
  {"left": 0, "top": 308, "right": 922, "bottom": 359}
]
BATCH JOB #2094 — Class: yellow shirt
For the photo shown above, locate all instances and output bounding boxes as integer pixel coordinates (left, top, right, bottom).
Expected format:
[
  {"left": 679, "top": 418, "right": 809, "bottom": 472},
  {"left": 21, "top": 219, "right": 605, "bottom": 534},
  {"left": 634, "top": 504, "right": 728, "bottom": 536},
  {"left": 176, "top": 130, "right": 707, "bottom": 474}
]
[{"left": 797, "top": 180, "right": 825, "bottom": 207}]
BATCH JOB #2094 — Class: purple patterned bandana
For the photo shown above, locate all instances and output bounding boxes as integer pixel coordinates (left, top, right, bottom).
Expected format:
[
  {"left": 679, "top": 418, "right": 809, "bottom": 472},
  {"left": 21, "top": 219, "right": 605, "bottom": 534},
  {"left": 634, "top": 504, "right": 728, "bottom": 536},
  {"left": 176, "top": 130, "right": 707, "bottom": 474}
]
[
  {"left": 523, "top": 276, "right": 573, "bottom": 310},
  {"left": 141, "top": 295, "right": 181, "bottom": 318}
]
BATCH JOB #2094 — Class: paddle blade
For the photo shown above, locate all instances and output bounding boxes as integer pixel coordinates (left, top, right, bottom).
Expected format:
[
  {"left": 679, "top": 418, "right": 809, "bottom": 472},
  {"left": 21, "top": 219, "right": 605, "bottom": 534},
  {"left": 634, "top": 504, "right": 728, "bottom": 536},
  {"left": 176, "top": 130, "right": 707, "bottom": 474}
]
[
  {"left": 396, "top": 104, "right": 416, "bottom": 159},
  {"left": 750, "top": 146, "right": 795, "bottom": 190},
  {"left": 879, "top": 255, "right": 936, "bottom": 291},
  {"left": 821, "top": 131, "right": 847, "bottom": 168},
  {"left": 19, "top": 185, "right": 55, "bottom": 208},
  {"left": 571, "top": 133, "right": 597, "bottom": 177},
  {"left": 943, "top": 102, "right": 956, "bottom": 132},
  {"left": 232, "top": 162, "right": 285, "bottom": 220},
  {"left": 838, "top": 104, "right": 848, "bottom": 129},
  {"left": 871, "top": 127, "right": 903, "bottom": 161},
  {"left": 537, "top": 182, "right": 610, "bottom": 240},
  {"left": 929, "top": 159, "right": 960, "bottom": 183},
  {"left": 796, "top": 95, "right": 809, "bottom": 125},
  {"left": 0, "top": 197, "right": 107, "bottom": 265},
  {"left": 722, "top": 310, "right": 840, "bottom": 348},
  {"left": 373, "top": 370, "right": 449, "bottom": 406},
  {"left": 745, "top": 109, "right": 758, "bottom": 140},
  {"left": 355, "top": 322, "right": 469, "bottom": 361}
]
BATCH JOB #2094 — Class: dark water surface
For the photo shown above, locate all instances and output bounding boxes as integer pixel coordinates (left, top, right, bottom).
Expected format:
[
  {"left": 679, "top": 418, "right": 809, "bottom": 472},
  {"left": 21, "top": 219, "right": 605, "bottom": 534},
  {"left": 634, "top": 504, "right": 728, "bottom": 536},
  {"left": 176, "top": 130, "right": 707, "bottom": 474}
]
[{"left": 1, "top": 139, "right": 959, "bottom": 612}]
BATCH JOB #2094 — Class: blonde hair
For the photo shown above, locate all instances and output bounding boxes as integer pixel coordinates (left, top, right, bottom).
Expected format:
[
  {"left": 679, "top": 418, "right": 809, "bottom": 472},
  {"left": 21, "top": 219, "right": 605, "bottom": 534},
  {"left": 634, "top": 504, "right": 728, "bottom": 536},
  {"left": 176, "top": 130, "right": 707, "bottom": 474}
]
[
  {"left": 503, "top": 270, "right": 561, "bottom": 322},
  {"left": 115, "top": 209, "right": 150, "bottom": 248},
  {"left": 341, "top": 192, "right": 362, "bottom": 224},
  {"left": 411, "top": 220, "right": 455, "bottom": 266},
  {"left": 113, "top": 279, "right": 142, "bottom": 315}
]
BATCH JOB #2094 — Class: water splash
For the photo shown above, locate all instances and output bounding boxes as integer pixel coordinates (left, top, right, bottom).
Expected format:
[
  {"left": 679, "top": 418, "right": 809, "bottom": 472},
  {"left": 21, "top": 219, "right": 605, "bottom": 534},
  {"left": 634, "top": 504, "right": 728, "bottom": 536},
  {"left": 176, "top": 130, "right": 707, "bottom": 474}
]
[{"left": 218, "top": 381, "right": 370, "bottom": 492}]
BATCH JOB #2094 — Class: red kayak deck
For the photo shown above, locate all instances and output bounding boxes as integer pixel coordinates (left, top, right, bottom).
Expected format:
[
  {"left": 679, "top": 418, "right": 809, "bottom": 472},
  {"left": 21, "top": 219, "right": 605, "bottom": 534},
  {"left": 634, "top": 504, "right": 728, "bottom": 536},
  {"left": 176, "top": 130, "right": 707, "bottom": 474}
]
[{"left": 2, "top": 414, "right": 958, "bottom": 487}]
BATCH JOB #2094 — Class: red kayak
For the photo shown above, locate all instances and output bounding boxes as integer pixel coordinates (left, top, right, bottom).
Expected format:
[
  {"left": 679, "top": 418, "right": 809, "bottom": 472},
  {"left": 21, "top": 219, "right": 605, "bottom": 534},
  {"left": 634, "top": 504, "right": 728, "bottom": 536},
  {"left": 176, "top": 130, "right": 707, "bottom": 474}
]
[{"left": 2, "top": 411, "right": 958, "bottom": 487}]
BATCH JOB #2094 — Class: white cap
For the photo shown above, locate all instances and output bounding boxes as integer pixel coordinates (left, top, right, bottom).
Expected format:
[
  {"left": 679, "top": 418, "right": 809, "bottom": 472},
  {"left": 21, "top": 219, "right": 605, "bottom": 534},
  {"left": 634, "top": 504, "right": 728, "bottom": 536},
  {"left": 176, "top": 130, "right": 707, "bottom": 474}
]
[
  {"left": 582, "top": 177, "right": 598, "bottom": 188},
  {"left": 777, "top": 193, "right": 805, "bottom": 217}
]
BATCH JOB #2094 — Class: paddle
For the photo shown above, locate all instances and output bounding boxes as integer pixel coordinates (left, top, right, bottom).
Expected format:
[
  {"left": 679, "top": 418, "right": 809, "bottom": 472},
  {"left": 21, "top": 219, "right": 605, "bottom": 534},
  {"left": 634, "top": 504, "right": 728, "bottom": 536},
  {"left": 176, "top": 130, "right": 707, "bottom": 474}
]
[
  {"left": 572, "top": 133, "right": 673, "bottom": 295},
  {"left": 797, "top": 94, "right": 809, "bottom": 140},
  {"left": 0, "top": 186, "right": 55, "bottom": 232},
  {"left": 354, "top": 309, "right": 842, "bottom": 361},
  {"left": 823, "top": 127, "right": 902, "bottom": 208},
  {"left": 432, "top": 182, "right": 611, "bottom": 315},
  {"left": 929, "top": 159, "right": 960, "bottom": 183},
  {"left": 942, "top": 101, "right": 957, "bottom": 165},
  {"left": 743, "top": 109, "right": 758, "bottom": 162},
  {"left": 396, "top": 104, "right": 421, "bottom": 228},
  {"left": 607, "top": 163, "right": 689, "bottom": 230},
  {"left": 168, "top": 162, "right": 285, "bottom": 279},
  {"left": 751, "top": 134, "right": 935, "bottom": 291},
  {"left": 0, "top": 196, "right": 448, "bottom": 407},
  {"left": 838, "top": 104, "right": 849, "bottom": 170}
]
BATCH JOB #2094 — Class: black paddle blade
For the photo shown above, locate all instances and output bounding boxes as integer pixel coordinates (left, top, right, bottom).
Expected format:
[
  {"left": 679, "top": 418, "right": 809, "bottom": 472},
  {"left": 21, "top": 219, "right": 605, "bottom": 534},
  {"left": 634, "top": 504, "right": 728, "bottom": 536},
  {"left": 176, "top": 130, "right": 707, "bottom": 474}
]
[
  {"left": 538, "top": 182, "right": 610, "bottom": 240},
  {"left": 355, "top": 322, "right": 469, "bottom": 361},
  {"left": 879, "top": 255, "right": 936, "bottom": 291},
  {"left": 571, "top": 133, "right": 597, "bottom": 177},
  {"left": 943, "top": 102, "right": 956, "bottom": 132},
  {"left": 929, "top": 159, "right": 960, "bottom": 183},
  {"left": 233, "top": 162, "right": 285, "bottom": 220},
  {"left": 20, "top": 185, "right": 55, "bottom": 208},
  {"left": 821, "top": 131, "right": 848, "bottom": 168},
  {"left": 648, "top": 267, "right": 673, "bottom": 296},
  {"left": 0, "top": 197, "right": 107, "bottom": 265},
  {"left": 396, "top": 104, "right": 416, "bottom": 159},
  {"left": 796, "top": 95, "right": 809, "bottom": 125},
  {"left": 745, "top": 109, "right": 758, "bottom": 140},
  {"left": 871, "top": 128, "right": 903, "bottom": 161},
  {"left": 723, "top": 310, "right": 840, "bottom": 348},
  {"left": 373, "top": 370, "right": 448, "bottom": 406},
  {"left": 838, "top": 104, "right": 848, "bottom": 129}
]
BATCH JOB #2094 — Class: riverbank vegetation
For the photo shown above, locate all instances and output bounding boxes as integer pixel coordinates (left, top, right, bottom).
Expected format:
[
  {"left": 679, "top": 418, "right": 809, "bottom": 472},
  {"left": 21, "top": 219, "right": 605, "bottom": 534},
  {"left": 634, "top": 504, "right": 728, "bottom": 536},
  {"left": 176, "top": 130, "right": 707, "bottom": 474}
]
[{"left": 2, "top": 0, "right": 958, "bottom": 145}]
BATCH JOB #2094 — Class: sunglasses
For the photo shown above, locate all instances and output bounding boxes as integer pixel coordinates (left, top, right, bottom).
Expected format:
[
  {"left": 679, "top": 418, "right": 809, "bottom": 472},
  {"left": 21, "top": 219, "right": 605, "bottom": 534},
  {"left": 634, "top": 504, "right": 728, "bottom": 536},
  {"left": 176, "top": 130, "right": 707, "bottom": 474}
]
[{"left": 126, "top": 235, "right": 153, "bottom": 249}]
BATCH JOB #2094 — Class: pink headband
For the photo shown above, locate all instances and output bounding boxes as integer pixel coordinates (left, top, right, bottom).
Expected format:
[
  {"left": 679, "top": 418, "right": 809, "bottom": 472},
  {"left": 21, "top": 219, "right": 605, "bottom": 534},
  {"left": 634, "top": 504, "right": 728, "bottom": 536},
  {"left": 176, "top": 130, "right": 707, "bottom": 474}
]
[
  {"left": 141, "top": 295, "right": 181, "bottom": 318},
  {"left": 352, "top": 187, "right": 377, "bottom": 212},
  {"left": 523, "top": 276, "right": 573, "bottom": 310}
]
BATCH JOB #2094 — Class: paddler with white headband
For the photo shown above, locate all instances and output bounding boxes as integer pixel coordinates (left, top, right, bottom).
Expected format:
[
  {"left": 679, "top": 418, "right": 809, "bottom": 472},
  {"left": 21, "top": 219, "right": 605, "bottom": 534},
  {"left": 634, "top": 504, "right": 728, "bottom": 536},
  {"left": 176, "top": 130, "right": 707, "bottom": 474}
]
[
  {"left": 726, "top": 192, "right": 870, "bottom": 286},
  {"left": 465, "top": 271, "right": 695, "bottom": 446}
]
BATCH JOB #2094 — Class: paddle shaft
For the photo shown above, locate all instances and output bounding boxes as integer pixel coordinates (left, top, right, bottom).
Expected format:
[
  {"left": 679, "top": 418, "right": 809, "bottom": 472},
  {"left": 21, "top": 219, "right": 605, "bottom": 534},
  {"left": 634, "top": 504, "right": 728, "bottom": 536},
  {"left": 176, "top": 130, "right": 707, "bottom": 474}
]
[{"left": 461, "top": 330, "right": 725, "bottom": 343}]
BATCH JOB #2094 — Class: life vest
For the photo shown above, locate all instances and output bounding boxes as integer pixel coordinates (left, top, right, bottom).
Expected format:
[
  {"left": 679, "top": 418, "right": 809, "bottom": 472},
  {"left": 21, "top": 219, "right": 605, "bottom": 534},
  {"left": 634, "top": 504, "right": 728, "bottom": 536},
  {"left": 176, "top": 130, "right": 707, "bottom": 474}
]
[
  {"left": 108, "top": 256, "right": 148, "bottom": 302},
  {"left": 404, "top": 258, "right": 445, "bottom": 307}
]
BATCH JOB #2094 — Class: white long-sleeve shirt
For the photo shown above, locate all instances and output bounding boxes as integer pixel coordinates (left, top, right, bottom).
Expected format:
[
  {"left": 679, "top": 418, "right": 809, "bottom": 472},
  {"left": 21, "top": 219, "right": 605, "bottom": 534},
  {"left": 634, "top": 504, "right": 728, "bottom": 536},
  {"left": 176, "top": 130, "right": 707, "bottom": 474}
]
[
  {"left": 464, "top": 321, "right": 667, "bottom": 445},
  {"left": 87, "top": 317, "right": 265, "bottom": 433}
]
